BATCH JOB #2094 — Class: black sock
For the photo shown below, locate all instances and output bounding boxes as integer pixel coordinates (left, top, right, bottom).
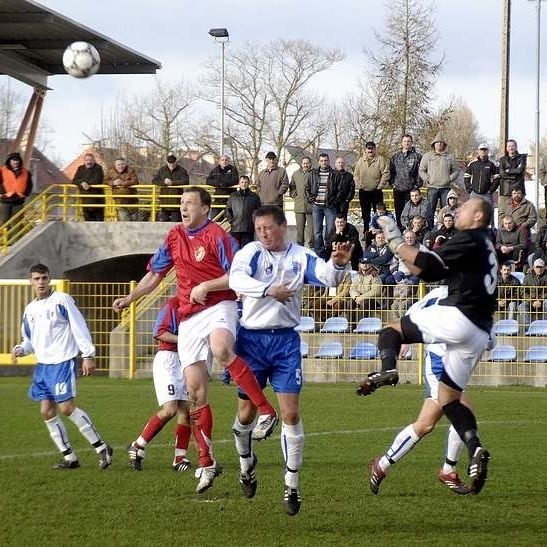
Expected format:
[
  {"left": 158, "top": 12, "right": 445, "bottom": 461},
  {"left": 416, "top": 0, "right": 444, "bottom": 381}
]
[
  {"left": 442, "top": 400, "right": 481, "bottom": 458},
  {"left": 378, "top": 327, "right": 402, "bottom": 371}
]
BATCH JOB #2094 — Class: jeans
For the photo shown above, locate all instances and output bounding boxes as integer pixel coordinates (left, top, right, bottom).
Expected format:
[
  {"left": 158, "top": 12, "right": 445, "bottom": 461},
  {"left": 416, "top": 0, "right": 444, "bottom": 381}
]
[
  {"left": 295, "top": 212, "right": 314, "bottom": 247},
  {"left": 312, "top": 204, "right": 336, "bottom": 256},
  {"left": 358, "top": 189, "right": 383, "bottom": 231},
  {"left": 427, "top": 187, "right": 449, "bottom": 223}
]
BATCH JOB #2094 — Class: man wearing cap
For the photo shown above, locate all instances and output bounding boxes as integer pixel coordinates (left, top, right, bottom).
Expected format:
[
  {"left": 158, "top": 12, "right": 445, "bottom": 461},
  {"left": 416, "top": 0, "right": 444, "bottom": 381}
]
[
  {"left": 518, "top": 258, "right": 547, "bottom": 325},
  {"left": 354, "top": 141, "right": 390, "bottom": 234},
  {"left": 464, "top": 144, "right": 499, "bottom": 202},
  {"left": 152, "top": 155, "right": 190, "bottom": 221},
  {"left": 419, "top": 133, "right": 461, "bottom": 217},
  {"left": 256, "top": 151, "right": 289, "bottom": 208}
]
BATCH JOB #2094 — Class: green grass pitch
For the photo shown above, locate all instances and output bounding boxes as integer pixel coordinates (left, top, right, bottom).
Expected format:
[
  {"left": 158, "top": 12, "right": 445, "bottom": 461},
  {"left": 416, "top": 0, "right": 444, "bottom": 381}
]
[{"left": 0, "top": 378, "right": 545, "bottom": 546}]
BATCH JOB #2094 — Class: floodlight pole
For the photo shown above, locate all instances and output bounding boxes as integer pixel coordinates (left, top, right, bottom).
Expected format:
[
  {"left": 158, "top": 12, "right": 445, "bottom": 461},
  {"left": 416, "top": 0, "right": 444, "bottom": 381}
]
[
  {"left": 533, "top": 1, "right": 543, "bottom": 214},
  {"left": 208, "top": 28, "right": 229, "bottom": 157}
]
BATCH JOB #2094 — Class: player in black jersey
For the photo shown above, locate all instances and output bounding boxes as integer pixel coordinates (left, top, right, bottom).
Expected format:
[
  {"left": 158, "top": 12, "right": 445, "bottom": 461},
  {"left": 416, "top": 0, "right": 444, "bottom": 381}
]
[{"left": 357, "top": 197, "right": 496, "bottom": 495}]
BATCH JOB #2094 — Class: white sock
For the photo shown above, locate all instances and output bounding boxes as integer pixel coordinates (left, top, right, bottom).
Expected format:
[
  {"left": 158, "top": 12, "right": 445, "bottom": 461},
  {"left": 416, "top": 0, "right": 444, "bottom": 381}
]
[
  {"left": 443, "top": 425, "right": 464, "bottom": 473},
  {"left": 136, "top": 436, "right": 148, "bottom": 448},
  {"left": 381, "top": 424, "right": 420, "bottom": 470},
  {"left": 281, "top": 420, "right": 304, "bottom": 487},
  {"left": 233, "top": 416, "right": 255, "bottom": 472},
  {"left": 68, "top": 408, "right": 104, "bottom": 452},
  {"left": 45, "top": 415, "right": 75, "bottom": 458}
]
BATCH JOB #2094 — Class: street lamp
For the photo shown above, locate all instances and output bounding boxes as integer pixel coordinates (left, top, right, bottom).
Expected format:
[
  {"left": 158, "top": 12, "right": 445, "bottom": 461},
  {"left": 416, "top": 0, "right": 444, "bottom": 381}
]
[{"left": 208, "top": 28, "right": 229, "bottom": 156}]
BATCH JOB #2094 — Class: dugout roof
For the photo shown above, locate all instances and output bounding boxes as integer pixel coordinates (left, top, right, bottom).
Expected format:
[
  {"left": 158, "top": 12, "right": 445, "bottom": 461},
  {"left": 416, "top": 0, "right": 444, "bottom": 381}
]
[{"left": 0, "top": 0, "right": 161, "bottom": 88}]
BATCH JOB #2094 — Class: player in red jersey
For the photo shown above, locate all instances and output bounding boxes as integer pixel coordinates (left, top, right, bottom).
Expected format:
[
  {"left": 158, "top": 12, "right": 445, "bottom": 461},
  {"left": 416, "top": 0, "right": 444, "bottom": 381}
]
[{"left": 113, "top": 186, "right": 278, "bottom": 494}]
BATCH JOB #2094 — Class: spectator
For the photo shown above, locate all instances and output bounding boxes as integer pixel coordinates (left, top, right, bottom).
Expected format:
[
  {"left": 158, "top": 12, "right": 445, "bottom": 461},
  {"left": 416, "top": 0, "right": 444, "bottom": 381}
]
[
  {"left": 494, "top": 139, "right": 527, "bottom": 223},
  {"left": 464, "top": 144, "right": 499, "bottom": 202},
  {"left": 334, "top": 156, "right": 356, "bottom": 217},
  {"left": 104, "top": 157, "right": 140, "bottom": 221},
  {"left": 324, "top": 213, "right": 362, "bottom": 270},
  {"left": 0, "top": 152, "right": 33, "bottom": 225},
  {"left": 500, "top": 186, "right": 537, "bottom": 247},
  {"left": 497, "top": 262, "right": 521, "bottom": 320},
  {"left": 429, "top": 213, "right": 457, "bottom": 250},
  {"left": 518, "top": 258, "right": 547, "bottom": 325},
  {"left": 391, "top": 230, "right": 426, "bottom": 284},
  {"left": 152, "top": 154, "right": 189, "bottom": 222},
  {"left": 225, "top": 175, "right": 261, "bottom": 247},
  {"left": 305, "top": 153, "right": 342, "bottom": 257},
  {"left": 362, "top": 231, "right": 395, "bottom": 285},
  {"left": 530, "top": 237, "right": 547, "bottom": 268},
  {"left": 410, "top": 214, "right": 431, "bottom": 247},
  {"left": 72, "top": 153, "right": 104, "bottom": 221},
  {"left": 389, "top": 134, "right": 422, "bottom": 230},
  {"left": 353, "top": 141, "right": 390, "bottom": 234},
  {"left": 418, "top": 133, "right": 461, "bottom": 218},
  {"left": 368, "top": 202, "right": 396, "bottom": 246},
  {"left": 400, "top": 188, "right": 433, "bottom": 230},
  {"left": 437, "top": 189, "right": 459, "bottom": 226},
  {"left": 349, "top": 261, "right": 383, "bottom": 320},
  {"left": 495, "top": 215, "right": 527, "bottom": 269},
  {"left": 315, "top": 269, "right": 354, "bottom": 324},
  {"left": 539, "top": 155, "right": 547, "bottom": 214},
  {"left": 289, "top": 156, "right": 313, "bottom": 247},
  {"left": 206, "top": 154, "right": 239, "bottom": 217},
  {"left": 256, "top": 151, "right": 288, "bottom": 208}
]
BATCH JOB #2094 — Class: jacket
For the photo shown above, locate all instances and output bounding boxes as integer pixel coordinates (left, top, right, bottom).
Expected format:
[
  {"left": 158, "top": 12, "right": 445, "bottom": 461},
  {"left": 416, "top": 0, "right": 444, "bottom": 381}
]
[
  {"left": 354, "top": 154, "right": 390, "bottom": 191},
  {"left": 361, "top": 243, "right": 394, "bottom": 276},
  {"left": 350, "top": 272, "right": 383, "bottom": 303},
  {"left": 206, "top": 164, "right": 239, "bottom": 196},
  {"left": 0, "top": 153, "right": 33, "bottom": 205},
  {"left": 495, "top": 153, "right": 527, "bottom": 196},
  {"left": 419, "top": 150, "right": 460, "bottom": 189},
  {"left": 400, "top": 198, "right": 433, "bottom": 229},
  {"left": 72, "top": 163, "right": 104, "bottom": 194},
  {"left": 334, "top": 170, "right": 356, "bottom": 214},
  {"left": 324, "top": 222, "right": 362, "bottom": 269},
  {"left": 256, "top": 166, "right": 289, "bottom": 207},
  {"left": 501, "top": 198, "right": 537, "bottom": 229},
  {"left": 522, "top": 271, "right": 547, "bottom": 301},
  {"left": 305, "top": 167, "right": 343, "bottom": 211},
  {"left": 289, "top": 168, "right": 312, "bottom": 214},
  {"left": 464, "top": 157, "right": 498, "bottom": 195},
  {"left": 389, "top": 148, "right": 422, "bottom": 192},
  {"left": 225, "top": 188, "right": 261, "bottom": 234},
  {"left": 104, "top": 165, "right": 139, "bottom": 204},
  {"left": 152, "top": 164, "right": 189, "bottom": 208}
]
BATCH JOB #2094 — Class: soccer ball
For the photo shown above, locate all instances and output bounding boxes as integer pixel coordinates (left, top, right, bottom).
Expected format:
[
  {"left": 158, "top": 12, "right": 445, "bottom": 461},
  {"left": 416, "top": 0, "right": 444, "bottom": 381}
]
[{"left": 62, "top": 42, "right": 100, "bottom": 78}]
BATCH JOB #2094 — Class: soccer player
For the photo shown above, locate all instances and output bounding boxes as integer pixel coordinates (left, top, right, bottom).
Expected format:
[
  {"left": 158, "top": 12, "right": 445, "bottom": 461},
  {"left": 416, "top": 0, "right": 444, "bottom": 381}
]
[
  {"left": 368, "top": 286, "right": 485, "bottom": 496},
  {"left": 127, "top": 297, "right": 192, "bottom": 472},
  {"left": 357, "top": 197, "right": 496, "bottom": 495},
  {"left": 112, "top": 186, "right": 278, "bottom": 494},
  {"left": 11, "top": 263, "right": 113, "bottom": 470},
  {"left": 229, "top": 205, "right": 352, "bottom": 515}
]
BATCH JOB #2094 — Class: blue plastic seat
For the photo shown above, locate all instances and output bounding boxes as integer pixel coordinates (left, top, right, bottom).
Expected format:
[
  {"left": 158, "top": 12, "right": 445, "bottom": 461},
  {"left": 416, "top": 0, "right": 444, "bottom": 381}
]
[
  {"left": 525, "top": 320, "right": 547, "bottom": 336},
  {"left": 320, "top": 316, "right": 349, "bottom": 333},
  {"left": 300, "top": 341, "right": 309, "bottom": 358},
  {"left": 524, "top": 345, "right": 547, "bottom": 362},
  {"left": 295, "top": 316, "right": 315, "bottom": 332},
  {"left": 353, "top": 317, "right": 382, "bottom": 333},
  {"left": 489, "top": 345, "right": 517, "bottom": 361},
  {"left": 348, "top": 342, "right": 377, "bottom": 359},
  {"left": 315, "top": 341, "right": 344, "bottom": 358},
  {"left": 493, "top": 319, "right": 519, "bottom": 336}
]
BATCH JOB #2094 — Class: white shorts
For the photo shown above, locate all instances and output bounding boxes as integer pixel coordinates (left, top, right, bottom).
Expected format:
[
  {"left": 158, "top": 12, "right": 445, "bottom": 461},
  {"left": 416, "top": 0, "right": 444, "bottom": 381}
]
[
  {"left": 153, "top": 350, "right": 188, "bottom": 406},
  {"left": 423, "top": 343, "right": 446, "bottom": 400},
  {"left": 408, "top": 304, "right": 489, "bottom": 390},
  {"left": 177, "top": 300, "right": 238, "bottom": 371}
]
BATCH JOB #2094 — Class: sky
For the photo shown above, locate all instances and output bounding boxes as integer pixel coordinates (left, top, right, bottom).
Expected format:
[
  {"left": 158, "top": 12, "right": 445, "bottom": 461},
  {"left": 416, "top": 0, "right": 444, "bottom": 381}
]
[{"left": 2, "top": 0, "right": 546, "bottom": 168}]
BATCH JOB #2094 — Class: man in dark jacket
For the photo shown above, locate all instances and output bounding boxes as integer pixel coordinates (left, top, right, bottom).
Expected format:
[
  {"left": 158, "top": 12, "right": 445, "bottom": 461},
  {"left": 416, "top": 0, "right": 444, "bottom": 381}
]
[
  {"left": 152, "top": 154, "right": 189, "bottom": 221},
  {"left": 72, "top": 153, "right": 104, "bottom": 221},
  {"left": 0, "top": 152, "right": 33, "bottom": 225},
  {"left": 225, "top": 176, "right": 261, "bottom": 247},
  {"left": 324, "top": 213, "right": 362, "bottom": 270},
  {"left": 334, "top": 156, "right": 356, "bottom": 217},
  {"left": 389, "top": 134, "right": 422, "bottom": 229},
  {"left": 206, "top": 154, "right": 239, "bottom": 218},
  {"left": 464, "top": 144, "right": 499, "bottom": 202}
]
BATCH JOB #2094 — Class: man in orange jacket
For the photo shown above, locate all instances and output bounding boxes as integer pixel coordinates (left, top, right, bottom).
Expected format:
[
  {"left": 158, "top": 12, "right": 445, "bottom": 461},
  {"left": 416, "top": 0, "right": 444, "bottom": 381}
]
[{"left": 0, "top": 152, "right": 33, "bottom": 225}]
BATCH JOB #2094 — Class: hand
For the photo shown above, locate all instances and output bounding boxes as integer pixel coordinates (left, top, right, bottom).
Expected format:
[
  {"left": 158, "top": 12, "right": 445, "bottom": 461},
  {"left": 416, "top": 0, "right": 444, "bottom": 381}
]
[
  {"left": 164, "top": 178, "right": 172, "bottom": 185},
  {"left": 11, "top": 344, "right": 24, "bottom": 363},
  {"left": 81, "top": 182, "right": 90, "bottom": 191},
  {"left": 399, "top": 344, "right": 411, "bottom": 359},
  {"left": 266, "top": 285, "right": 295, "bottom": 303},
  {"left": 330, "top": 241, "right": 353, "bottom": 267},
  {"left": 113, "top": 178, "right": 123, "bottom": 187},
  {"left": 377, "top": 216, "right": 403, "bottom": 253},
  {"left": 190, "top": 283, "right": 209, "bottom": 305},
  {"left": 532, "top": 300, "right": 542, "bottom": 309},
  {"left": 82, "top": 358, "right": 96, "bottom": 376},
  {"left": 113, "top": 297, "right": 130, "bottom": 312},
  {"left": 498, "top": 299, "right": 506, "bottom": 308}
]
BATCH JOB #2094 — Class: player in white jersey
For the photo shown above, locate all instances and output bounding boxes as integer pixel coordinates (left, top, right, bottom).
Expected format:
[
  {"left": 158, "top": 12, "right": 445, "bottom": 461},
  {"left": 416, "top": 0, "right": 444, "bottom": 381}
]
[
  {"left": 11, "top": 264, "right": 113, "bottom": 470},
  {"left": 229, "top": 205, "right": 352, "bottom": 515}
]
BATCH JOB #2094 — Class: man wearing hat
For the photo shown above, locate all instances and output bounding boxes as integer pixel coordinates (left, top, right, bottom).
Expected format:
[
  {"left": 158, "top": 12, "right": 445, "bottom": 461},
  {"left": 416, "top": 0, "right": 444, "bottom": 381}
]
[
  {"left": 152, "top": 154, "right": 189, "bottom": 221},
  {"left": 354, "top": 141, "right": 390, "bottom": 235},
  {"left": 256, "top": 151, "right": 289, "bottom": 208},
  {"left": 464, "top": 144, "right": 499, "bottom": 202},
  {"left": 418, "top": 133, "right": 461, "bottom": 217},
  {"left": 518, "top": 258, "right": 547, "bottom": 325}
]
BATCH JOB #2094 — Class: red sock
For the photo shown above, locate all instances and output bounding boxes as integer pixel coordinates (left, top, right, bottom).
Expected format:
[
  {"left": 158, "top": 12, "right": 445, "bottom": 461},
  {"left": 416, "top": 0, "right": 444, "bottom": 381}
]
[
  {"left": 175, "top": 423, "right": 191, "bottom": 451},
  {"left": 227, "top": 356, "right": 275, "bottom": 416},
  {"left": 190, "top": 405, "right": 214, "bottom": 468},
  {"left": 141, "top": 414, "right": 167, "bottom": 443}
]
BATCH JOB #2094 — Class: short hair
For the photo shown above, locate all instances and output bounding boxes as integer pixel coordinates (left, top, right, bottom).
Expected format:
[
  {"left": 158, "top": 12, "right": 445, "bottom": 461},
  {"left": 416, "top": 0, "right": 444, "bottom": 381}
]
[
  {"left": 301, "top": 156, "right": 312, "bottom": 163},
  {"left": 318, "top": 153, "right": 329, "bottom": 160},
  {"left": 239, "top": 175, "right": 251, "bottom": 183},
  {"left": 115, "top": 157, "right": 126, "bottom": 163},
  {"left": 335, "top": 213, "right": 347, "bottom": 221},
  {"left": 253, "top": 204, "right": 286, "bottom": 225},
  {"left": 443, "top": 213, "right": 454, "bottom": 219},
  {"left": 401, "top": 134, "right": 413, "bottom": 141},
  {"left": 183, "top": 186, "right": 211, "bottom": 207},
  {"left": 30, "top": 263, "right": 49, "bottom": 275},
  {"left": 502, "top": 214, "right": 515, "bottom": 223},
  {"left": 410, "top": 188, "right": 421, "bottom": 195},
  {"left": 376, "top": 202, "right": 387, "bottom": 210},
  {"left": 475, "top": 197, "right": 494, "bottom": 227}
]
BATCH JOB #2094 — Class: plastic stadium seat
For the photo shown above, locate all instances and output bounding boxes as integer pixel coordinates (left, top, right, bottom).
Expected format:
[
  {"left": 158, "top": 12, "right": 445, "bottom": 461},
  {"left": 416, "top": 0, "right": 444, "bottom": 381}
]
[
  {"left": 353, "top": 317, "right": 382, "bottom": 333},
  {"left": 315, "top": 341, "right": 344, "bottom": 358},
  {"left": 489, "top": 345, "right": 517, "bottom": 361},
  {"left": 524, "top": 345, "right": 547, "bottom": 362},
  {"left": 300, "top": 341, "right": 309, "bottom": 358},
  {"left": 295, "top": 316, "right": 315, "bottom": 332},
  {"left": 525, "top": 320, "right": 547, "bottom": 336},
  {"left": 511, "top": 272, "right": 524, "bottom": 284},
  {"left": 493, "top": 319, "right": 519, "bottom": 336},
  {"left": 349, "top": 342, "right": 378, "bottom": 359},
  {"left": 320, "top": 316, "right": 349, "bottom": 333}
]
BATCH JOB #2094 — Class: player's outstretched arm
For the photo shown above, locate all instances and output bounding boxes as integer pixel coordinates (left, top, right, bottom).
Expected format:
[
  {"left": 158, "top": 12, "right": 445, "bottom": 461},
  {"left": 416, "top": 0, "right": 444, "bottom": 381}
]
[{"left": 113, "top": 271, "right": 163, "bottom": 312}]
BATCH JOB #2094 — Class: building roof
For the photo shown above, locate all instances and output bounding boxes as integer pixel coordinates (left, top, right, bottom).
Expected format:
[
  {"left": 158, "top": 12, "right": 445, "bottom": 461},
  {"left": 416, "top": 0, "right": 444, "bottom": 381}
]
[
  {"left": 0, "top": 0, "right": 161, "bottom": 88},
  {"left": 284, "top": 144, "right": 358, "bottom": 169}
]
